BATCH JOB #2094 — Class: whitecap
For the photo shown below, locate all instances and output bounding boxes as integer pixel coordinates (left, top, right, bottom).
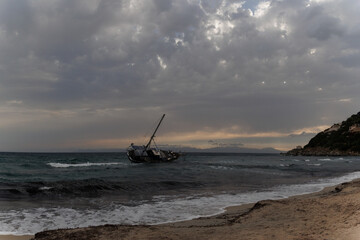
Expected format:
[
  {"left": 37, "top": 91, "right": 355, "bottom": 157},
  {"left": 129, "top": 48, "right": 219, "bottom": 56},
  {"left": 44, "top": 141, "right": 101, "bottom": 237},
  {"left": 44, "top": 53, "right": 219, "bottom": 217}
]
[
  {"left": 209, "top": 166, "right": 232, "bottom": 171},
  {"left": 318, "top": 158, "right": 331, "bottom": 161},
  {"left": 4, "top": 170, "right": 360, "bottom": 235},
  {"left": 47, "top": 162, "right": 127, "bottom": 168}
]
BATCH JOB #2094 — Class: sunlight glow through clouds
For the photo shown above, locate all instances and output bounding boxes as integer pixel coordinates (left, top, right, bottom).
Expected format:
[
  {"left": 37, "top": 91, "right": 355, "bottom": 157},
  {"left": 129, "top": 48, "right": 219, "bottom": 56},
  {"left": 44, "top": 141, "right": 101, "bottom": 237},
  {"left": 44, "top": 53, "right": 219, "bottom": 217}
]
[
  {"left": 157, "top": 55, "right": 167, "bottom": 69},
  {"left": 338, "top": 98, "right": 352, "bottom": 103},
  {"left": 254, "top": 1, "right": 271, "bottom": 18},
  {"left": 80, "top": 122, "right": 331, "bottom": 150},
  {"left": 156, "top": 125, "right": 330, "bottom": 147},
  {"left": 309, "top": 48, "right": 317, "bottom": 55},
  {"left": 309, "top": 0, "right": 336, "bottom": 3},
  {"left": 6, "top": 100, "right": 23, "bottom": 105}
]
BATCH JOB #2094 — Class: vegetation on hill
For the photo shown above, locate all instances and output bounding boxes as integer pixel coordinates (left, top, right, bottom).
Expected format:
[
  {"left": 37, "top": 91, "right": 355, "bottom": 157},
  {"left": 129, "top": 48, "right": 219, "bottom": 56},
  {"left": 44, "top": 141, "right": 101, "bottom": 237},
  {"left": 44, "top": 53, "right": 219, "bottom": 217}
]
[
  {"left": 287, "top": 112, "right": 360, "bottom": 156},
  {"left": 305, "top": 112, "right": 360, "bottom": 152}
]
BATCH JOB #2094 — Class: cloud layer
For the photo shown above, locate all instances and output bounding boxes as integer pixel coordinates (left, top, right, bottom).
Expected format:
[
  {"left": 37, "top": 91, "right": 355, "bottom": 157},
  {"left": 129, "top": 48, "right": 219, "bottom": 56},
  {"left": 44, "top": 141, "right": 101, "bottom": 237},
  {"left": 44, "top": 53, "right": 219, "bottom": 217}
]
[{"left": 0, "top": 0, "right": 359, "bottom": 151}]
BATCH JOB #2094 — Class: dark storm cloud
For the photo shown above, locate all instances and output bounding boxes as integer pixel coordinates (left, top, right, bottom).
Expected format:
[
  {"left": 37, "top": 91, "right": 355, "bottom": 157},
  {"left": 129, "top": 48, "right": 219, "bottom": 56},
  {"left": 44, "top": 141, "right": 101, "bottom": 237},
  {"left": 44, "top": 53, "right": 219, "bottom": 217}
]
[{"left": 0, "top": 0, "right": 359, "bottom": 151}]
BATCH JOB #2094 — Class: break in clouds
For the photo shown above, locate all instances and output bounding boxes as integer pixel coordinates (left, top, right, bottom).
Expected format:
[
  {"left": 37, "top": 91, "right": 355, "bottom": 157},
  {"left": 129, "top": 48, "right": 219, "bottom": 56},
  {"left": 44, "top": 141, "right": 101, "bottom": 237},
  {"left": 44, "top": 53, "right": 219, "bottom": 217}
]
[{"left": 0, "top": 0, "right": 359, "bottom": 151}]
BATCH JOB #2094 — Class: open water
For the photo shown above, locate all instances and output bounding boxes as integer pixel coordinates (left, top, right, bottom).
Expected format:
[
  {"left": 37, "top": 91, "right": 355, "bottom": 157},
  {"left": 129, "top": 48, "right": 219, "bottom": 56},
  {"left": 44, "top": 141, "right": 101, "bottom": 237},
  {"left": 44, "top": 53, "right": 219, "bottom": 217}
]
[{"left": 1, "top": 152, "right": 360, "bottom": 235}]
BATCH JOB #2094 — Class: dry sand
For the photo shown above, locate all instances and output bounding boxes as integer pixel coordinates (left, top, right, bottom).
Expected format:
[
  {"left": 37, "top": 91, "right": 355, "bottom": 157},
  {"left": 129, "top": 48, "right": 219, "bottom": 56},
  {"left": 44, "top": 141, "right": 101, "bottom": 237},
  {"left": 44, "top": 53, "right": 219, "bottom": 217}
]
[{"left": 30, "top": 179, "right": 360, "bottom": 240}]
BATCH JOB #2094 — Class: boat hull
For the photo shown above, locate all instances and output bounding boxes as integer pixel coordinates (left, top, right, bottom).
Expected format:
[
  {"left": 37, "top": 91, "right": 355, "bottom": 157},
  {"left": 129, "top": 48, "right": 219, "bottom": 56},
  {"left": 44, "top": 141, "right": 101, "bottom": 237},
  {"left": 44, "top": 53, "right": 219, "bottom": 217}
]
[
  {"left": 126, "top": 114, "right": 180, "bottom": 163},
  {"left": 127, "top": 146, "right": 180, "bottom": 163}
]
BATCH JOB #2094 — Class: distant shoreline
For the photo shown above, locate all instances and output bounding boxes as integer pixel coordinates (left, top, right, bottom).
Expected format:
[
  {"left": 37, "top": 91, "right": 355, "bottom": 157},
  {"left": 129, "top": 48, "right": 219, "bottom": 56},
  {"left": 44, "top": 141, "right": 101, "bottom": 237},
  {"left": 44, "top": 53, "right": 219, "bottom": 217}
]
[
  {"left": 285, "top": 146, "right": 360, "bottom": 156},
  {"left": 0, "top": 150, "right": 281, "bottom": 154}
]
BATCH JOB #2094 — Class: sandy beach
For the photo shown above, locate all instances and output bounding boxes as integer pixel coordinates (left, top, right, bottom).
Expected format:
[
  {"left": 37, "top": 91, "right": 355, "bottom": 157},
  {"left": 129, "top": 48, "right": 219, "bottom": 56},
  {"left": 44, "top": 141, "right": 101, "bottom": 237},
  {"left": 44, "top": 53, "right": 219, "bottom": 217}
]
[
  {"left": 0, "top": 236, "right": 33, "bottom": 240},
  {"left": 28, "top": 179, "right": 360, "bottom": 240}
]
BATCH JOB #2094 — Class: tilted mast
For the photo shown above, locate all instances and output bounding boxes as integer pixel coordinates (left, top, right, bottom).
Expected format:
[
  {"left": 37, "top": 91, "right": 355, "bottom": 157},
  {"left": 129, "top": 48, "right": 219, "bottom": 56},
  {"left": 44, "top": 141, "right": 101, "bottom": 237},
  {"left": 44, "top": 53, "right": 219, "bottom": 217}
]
[{"left": 145, "top": 114, "right": 166, "bottom": 150}]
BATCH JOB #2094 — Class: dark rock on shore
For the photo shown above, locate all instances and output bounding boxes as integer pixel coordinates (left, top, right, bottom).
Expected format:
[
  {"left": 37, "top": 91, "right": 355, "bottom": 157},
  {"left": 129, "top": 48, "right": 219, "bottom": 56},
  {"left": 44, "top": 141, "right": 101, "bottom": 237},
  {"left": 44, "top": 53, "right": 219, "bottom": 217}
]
[{"left": 286, "top": 112, "right": 360, "bottom": 156}]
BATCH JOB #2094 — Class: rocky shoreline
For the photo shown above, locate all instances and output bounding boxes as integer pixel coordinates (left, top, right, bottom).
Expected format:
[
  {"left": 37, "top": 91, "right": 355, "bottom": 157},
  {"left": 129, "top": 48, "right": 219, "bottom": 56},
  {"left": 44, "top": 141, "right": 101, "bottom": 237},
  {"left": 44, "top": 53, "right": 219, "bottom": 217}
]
[{"left": 285, "top": 146, "right": 360, "bottom": 156}]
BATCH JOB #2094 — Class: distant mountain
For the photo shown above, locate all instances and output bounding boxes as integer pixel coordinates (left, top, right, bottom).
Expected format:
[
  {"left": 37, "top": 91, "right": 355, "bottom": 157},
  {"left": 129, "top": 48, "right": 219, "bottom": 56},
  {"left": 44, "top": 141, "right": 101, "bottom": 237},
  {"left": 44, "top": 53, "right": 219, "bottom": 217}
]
[
  {"left": 160, "top": 146, "right": 281, "bottom": 154},
  {"left": 76, "top": 146, "right": 281, "bottom": 154},
  {"left": 286, "top": 112, "right": 360, "bottom": 156}
]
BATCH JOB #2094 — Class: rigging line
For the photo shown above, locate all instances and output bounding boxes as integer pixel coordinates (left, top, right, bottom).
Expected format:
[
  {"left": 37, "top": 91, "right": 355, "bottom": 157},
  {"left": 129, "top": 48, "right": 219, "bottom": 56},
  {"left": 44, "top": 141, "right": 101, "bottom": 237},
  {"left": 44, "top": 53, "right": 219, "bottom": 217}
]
[{"left": 153, "top": 138, "right": 159, "bottom": 150}]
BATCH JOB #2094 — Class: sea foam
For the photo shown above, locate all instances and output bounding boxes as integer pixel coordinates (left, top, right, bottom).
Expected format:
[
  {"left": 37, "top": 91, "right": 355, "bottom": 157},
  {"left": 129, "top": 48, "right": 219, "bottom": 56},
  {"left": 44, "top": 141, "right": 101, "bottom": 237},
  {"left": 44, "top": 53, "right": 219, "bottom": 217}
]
[
  {"left": 3, "top": 170, "right": 360, "bottom": 235},
  {"left": 47, "top": 162, "right": 127, "bottom": 168}
]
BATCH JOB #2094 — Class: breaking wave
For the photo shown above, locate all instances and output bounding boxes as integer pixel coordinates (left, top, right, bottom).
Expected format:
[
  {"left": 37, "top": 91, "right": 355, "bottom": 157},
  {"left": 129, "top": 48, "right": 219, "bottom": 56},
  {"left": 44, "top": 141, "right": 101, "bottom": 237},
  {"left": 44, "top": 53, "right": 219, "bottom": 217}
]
[
  {"left": 47, "top": 162, "right": 127, "bottom": 168},
  {"left": 4, "top": 170, "right": 360, "bottom": 235}
]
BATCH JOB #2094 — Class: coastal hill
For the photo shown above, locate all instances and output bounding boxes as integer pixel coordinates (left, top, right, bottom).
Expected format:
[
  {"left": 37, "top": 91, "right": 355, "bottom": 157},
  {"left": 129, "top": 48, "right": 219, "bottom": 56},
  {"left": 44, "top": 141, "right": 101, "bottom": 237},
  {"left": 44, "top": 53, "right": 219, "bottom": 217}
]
[{"left": 287, "top": 112, "right": 360, "bottom": 156}]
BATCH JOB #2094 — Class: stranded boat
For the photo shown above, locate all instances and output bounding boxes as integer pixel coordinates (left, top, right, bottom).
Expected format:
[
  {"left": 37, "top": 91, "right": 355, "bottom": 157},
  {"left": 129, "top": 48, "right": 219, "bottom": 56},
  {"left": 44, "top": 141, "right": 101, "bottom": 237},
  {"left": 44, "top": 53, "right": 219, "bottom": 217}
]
[{"left": 126, "top": 114, "right": 180, "bottom": 163}]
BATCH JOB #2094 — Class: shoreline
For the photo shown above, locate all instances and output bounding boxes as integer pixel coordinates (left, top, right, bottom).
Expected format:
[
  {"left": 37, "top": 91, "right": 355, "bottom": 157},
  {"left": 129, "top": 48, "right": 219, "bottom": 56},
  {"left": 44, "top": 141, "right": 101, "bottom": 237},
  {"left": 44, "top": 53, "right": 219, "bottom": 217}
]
[
  {"left": 0, "top": 236, "right": 33, "bottom": 240},
  {"left": 31, "top": 178, "right": 360, "bottom": 240}
]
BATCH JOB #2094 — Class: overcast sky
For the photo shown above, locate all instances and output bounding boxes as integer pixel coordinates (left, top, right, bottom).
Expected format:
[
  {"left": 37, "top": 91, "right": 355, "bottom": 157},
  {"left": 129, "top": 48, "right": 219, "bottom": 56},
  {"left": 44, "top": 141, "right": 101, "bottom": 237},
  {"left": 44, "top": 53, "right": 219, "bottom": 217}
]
[{"left": 0, "top": 0, "right": 359, "bottom": 152}]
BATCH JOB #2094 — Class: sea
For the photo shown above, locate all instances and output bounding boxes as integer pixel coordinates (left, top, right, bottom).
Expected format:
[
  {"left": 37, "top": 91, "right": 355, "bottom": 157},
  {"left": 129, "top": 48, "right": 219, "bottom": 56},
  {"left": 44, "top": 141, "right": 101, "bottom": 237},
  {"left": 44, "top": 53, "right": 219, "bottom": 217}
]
[{"left": 1, "top": 152, "right": 360, "bottom": 235}]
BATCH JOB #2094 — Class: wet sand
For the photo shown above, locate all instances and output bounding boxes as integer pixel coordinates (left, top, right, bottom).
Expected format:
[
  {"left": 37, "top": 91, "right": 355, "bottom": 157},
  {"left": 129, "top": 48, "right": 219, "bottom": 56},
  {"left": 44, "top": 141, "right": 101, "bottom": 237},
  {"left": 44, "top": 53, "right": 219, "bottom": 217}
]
[
  {"left": 0, "top": 236, "right": 33, "bottom": 240},
  {"left": 31, "top": 179, "right": 360, "bottom": 239}
]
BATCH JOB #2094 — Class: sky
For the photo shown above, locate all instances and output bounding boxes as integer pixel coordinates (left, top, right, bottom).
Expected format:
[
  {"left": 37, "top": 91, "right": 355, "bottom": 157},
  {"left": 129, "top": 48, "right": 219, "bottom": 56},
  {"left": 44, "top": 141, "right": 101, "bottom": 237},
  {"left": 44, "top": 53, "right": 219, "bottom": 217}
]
[{"left": 0, "top": 0, "right": 359, "bottom": 152}]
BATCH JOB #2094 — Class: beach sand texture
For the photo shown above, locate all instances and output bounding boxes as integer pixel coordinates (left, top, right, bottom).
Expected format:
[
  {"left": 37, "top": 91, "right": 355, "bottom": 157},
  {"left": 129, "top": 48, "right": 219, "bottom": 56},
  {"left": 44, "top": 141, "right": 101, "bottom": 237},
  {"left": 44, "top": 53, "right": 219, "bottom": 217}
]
[
  {"left": 30, "top": 179, "right": 360, "bottom": 240},
  {"left": 0, "top": 236, "right": 33, "bottom": 240}
]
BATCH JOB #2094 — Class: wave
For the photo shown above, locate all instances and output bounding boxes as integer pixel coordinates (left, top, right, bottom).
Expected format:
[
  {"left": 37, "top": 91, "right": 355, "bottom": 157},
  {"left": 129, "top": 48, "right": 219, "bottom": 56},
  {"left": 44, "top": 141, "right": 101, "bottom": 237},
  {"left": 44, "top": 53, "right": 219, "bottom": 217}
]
[
  {"left": 279, "top": 163, "right": 296, "bottom": 167},
  {"left": 0, "top": 179, "right": 203, "bottom": 200},
  {"left": 4, "top": 170, "right": 360, "bottom": 235},
  {"left": 318, "top": 158, "right": 331, "bottom": 161},
  {"left": 47, "top": 162, "right": 127, "bottom": 168},
  {"left": 209, "top": 166, "right": 234, "bottom": 171}
]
